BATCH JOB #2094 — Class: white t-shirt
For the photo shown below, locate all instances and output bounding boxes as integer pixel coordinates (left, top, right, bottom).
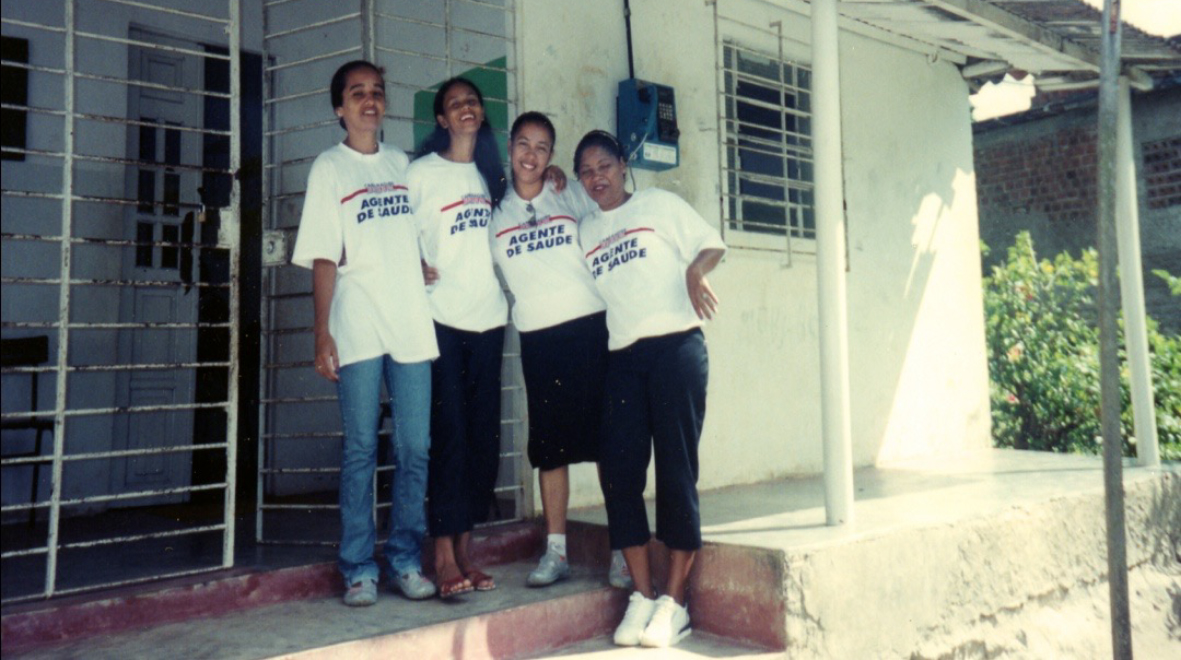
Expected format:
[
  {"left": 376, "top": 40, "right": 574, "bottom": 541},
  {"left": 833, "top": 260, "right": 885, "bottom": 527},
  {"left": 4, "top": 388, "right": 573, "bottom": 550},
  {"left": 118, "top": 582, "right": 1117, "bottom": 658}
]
[
  {"left": 490, "top": 181, "right": 605, "bottom": 332},
  {"left": 290, "top": 142, "right": 439, "bottom": 366},
  {"left": 580, "top": 188, "right": 727, "bottom": 350},
  {"left": 407, "top": 153, "right": 508, "bottom": 332}
]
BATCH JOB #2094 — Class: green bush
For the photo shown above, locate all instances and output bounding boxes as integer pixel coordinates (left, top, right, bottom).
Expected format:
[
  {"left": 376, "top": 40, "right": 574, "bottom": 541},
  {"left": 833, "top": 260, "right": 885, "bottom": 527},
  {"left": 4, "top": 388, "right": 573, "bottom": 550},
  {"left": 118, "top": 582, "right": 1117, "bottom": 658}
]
[{"left": 984, "top": 232, "right": 1181, "bottom": 458}]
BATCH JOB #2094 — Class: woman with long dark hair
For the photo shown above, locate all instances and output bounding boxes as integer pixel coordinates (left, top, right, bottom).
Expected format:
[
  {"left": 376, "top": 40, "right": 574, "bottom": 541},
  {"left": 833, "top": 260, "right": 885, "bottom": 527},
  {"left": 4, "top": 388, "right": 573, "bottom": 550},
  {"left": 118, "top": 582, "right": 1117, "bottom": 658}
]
[
  {"left": 408, "top": 77, "right": 507, "bottom": 598},
  {"left": 574, "top": 130, "right": 725, "bottom": 648},
  {"left": 291, "top": 60, "right": 438, "bottom": 607}
]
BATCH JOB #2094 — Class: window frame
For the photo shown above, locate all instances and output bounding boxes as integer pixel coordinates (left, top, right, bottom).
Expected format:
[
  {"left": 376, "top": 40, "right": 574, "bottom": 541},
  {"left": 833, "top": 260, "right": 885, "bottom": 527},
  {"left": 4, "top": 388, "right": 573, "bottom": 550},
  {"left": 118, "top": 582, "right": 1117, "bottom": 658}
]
[{"left": 718, "top": 40, "right": 816, "bottom": 252}]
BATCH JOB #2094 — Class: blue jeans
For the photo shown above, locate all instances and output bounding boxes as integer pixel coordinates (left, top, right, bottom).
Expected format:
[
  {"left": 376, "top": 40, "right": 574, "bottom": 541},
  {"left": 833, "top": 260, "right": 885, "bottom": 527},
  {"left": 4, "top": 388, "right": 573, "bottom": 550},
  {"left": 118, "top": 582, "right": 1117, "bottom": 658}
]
[{"left": 336, "top": 356, "right": 431, "bottom": 585}]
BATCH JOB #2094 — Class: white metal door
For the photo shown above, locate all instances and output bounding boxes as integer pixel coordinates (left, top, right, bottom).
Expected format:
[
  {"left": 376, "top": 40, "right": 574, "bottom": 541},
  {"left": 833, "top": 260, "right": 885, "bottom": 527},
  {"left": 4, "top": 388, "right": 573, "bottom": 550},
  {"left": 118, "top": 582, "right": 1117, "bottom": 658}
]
[
  {"left": 0, "top": 0, "right": 241, "bottom": 604},
  {"left": 110, "top": 29, "right": 204, "bottom": 502}
]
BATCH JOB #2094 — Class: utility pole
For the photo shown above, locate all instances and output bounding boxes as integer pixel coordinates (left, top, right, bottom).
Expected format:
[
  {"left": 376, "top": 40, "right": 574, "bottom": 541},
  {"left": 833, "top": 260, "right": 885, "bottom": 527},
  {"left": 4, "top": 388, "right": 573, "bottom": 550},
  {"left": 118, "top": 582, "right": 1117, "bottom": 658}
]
[{"left": 1097, "top": 1, "right": 1132, "bottom": 658}]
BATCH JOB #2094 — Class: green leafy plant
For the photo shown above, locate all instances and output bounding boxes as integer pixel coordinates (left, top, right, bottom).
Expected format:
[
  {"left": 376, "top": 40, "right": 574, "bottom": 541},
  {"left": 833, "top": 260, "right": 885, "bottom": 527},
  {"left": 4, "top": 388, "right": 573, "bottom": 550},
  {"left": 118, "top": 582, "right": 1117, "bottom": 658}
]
[{"left": 984, "top": 232, "right": 1181, "bottom": 459}]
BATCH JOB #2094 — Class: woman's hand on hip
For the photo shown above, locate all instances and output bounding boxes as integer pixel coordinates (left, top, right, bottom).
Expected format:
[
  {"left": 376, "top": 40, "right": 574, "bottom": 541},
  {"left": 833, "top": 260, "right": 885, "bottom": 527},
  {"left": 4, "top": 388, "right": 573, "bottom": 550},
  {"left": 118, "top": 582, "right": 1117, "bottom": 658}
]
[
  {"left": 686, "top": 248, "right": 724, "bottom": 320},
  {"left": 687, "top": 265, "right": 719, "bottom": 320}
]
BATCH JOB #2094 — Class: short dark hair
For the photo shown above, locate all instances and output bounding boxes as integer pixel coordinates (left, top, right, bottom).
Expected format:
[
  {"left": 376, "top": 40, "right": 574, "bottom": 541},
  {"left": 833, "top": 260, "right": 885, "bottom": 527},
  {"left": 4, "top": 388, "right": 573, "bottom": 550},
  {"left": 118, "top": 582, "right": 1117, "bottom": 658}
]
[
  {"left": 510, "top": 111, "right": 556, "bottom": 147},
  {"left": 574, "top": 129, "right": 626, "bottom": 172},
  {"left": 330, "top": 60, "right": 384, "bottom": 130}
]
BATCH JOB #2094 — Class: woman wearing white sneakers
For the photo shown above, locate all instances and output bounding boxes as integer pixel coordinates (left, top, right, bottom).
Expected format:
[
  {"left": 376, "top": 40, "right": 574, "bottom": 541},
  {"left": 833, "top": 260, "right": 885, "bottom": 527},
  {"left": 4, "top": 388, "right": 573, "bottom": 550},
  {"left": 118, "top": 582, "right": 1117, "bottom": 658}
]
[
  {"left": 574, "top": 130, "right": 726, "bottom": 648},
  {"left": 490, "top": 112, "right": 632, "bottom": 590}
]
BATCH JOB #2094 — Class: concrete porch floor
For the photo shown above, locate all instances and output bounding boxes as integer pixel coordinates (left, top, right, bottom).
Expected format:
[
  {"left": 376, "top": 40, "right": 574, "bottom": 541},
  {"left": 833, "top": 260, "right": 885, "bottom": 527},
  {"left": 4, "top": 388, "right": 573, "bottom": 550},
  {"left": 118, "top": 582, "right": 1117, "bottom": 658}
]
[
  {"left": 578, "top": 447, "right": 1174, "bottom": 551},
  {"left": 3, "top": 449, "right": 1178, "bottom": 659}
]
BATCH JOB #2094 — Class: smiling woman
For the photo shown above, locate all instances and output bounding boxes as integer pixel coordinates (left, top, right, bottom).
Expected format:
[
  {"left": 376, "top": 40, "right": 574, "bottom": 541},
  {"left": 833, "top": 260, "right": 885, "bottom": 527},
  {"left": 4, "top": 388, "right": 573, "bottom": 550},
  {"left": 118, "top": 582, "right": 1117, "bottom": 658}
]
[
  {"left": 573, "top": 129, "right": 727, "bottom": 649},
  {"left": 333, "top": 67, "right": 385, "bottom": 146},
  {"left": 290, "top": 60, "right": 439, "bottom": 607},
  {"left": 408, "top": 77, "right": 510, "bottom": 599},
  {"left": 488, "top": 112, "right": 632, "bottom": 590}
]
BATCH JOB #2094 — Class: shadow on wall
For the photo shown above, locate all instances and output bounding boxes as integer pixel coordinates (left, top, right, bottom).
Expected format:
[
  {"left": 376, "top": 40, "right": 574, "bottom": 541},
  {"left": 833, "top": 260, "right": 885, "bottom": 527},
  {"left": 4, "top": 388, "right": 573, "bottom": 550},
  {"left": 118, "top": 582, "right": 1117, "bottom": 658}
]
[{"left": 845, "top": 128, "right": 982, "bottom": 465}]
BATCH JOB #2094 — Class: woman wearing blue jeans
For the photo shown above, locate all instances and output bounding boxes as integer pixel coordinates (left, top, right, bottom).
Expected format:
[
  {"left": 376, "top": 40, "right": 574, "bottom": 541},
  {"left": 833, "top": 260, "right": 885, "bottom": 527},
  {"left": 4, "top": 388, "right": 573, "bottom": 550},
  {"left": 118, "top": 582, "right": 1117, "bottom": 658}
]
[{"left": 291, "top": 60, "right": 439, "bottom": 607}]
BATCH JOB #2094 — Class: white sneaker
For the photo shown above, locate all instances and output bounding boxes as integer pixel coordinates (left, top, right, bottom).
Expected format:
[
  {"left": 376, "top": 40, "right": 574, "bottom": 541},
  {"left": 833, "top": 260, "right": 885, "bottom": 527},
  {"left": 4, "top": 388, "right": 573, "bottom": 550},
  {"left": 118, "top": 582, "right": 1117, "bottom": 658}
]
[
  {"left": 608, "top": 550, "right": 634, "bottom": 590},
  {"left": 342, "top": 578, "right": 377, "bottom": 607},
  {"left": 527, "top": 549, "right": 571, "bottom": 587},
  {"left": 640, "top": 595, "right": 691, "bottom": 648},
  {"left": 613, "top": 591, "right": 657, "bottom": 646},
  {"left": 392, "top": 570, "right": 437, "bottom": 600}
]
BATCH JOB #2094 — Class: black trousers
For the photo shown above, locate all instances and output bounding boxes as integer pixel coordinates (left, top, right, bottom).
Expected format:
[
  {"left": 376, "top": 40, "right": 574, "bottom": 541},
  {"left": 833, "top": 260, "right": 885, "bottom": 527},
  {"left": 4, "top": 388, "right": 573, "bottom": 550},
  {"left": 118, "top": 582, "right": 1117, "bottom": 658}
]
[
  {"left": 427, "top": 322, "right": 505, "bottom": 537},
  {"left": 600, "top": 329, "right": 708, "bottom": 551}
]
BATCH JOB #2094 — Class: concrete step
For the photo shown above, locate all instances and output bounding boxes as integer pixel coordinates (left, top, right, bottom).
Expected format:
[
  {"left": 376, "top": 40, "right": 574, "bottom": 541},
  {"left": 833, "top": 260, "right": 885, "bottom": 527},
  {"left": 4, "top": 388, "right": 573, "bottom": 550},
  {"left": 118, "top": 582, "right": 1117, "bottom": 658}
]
[
  {"left": 5, "top": 451, "right": 1176, "bottom": 659},
  {"left": 2, "top": 522, "right": 543, "bottom": 655},
  {"left": 6, "top": 561, "right": 631, "bottom": 660},
  {"left": 568, "top": 452, "right": 1179, "bottom": 658}
]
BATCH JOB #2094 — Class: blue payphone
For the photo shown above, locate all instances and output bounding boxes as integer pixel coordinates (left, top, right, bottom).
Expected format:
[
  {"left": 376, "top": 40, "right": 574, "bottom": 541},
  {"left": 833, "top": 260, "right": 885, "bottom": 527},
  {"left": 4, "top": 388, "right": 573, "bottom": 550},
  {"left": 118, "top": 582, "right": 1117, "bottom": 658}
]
[{"left": 616, "top": 78, "right": 680, "bottom": 171}]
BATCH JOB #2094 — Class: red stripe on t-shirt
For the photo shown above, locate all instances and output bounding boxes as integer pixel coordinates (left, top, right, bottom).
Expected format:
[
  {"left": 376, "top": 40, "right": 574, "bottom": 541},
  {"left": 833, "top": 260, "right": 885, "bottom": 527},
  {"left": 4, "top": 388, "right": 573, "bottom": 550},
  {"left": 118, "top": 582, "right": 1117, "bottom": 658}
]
[
  {"left": 440, "top": 200, "right": 463, "bottom": 212},
  {"left": 584, "top": 227, "right": 654, "bottom": 258},
  {"left": 340, "top": 188, "right": 368, "bottom": 204},
  {"left": 495, "top": 215, "right": 578, "bottom": 238},
  {"left": 339, "top": 184, "right": 407, "bottom": 205}
]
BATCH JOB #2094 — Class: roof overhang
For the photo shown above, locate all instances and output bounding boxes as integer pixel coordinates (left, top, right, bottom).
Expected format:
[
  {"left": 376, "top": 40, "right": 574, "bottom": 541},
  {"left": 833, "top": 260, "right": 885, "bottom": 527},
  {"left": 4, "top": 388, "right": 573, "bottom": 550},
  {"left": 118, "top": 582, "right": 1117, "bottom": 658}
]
[{"left": 832, "top": 0, "right": 1181, "bottom": 92}]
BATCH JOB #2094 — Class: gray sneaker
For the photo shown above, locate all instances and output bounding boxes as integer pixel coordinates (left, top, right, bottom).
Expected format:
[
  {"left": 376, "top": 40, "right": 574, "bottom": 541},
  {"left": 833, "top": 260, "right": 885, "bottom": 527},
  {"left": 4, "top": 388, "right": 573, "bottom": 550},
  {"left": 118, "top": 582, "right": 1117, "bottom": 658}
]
[
  {"left": 609, "top": 550, "right": 634, "bottom": 590},
  {"left": 392, "top": 570, "right": 437, "bottom": 600},
  {"left": 343, "top": 578, "right": 377, "bottom": 607},
  {"left": 527, "top": 549, "right": 571, "bottom": 587}
]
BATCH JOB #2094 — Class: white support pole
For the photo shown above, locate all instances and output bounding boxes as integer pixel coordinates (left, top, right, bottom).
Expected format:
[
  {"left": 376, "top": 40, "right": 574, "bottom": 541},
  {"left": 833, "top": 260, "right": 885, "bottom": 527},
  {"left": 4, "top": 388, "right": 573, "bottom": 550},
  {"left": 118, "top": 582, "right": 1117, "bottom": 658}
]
[
  {"left": 1115, "top": 76, "right": 1160, "bottom": 468},
  {"left": 223, "top": 0, "right": 242, "bottom": 570},
  {"left": 46, "top": 0, "right": 78, "bottom": 598},
  {"left": 811, "top": 0, "right": 855, "bottom": 526}
]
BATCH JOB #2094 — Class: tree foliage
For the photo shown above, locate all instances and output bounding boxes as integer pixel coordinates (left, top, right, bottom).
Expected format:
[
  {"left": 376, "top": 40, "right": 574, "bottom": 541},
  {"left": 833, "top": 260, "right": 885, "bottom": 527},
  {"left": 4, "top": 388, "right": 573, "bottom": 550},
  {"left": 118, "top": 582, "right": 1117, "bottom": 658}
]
[{"left": 984, "top": 232, "right": 1181, "bottom": 459}]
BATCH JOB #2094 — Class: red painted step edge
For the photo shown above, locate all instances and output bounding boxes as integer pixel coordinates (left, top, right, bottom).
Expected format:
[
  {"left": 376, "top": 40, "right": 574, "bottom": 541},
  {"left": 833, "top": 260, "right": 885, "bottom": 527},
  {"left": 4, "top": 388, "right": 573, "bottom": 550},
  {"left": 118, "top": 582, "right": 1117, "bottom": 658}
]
[
  {"left": 1, "top": 563, "right": 339, "bottom": 654},
  {"left": 2, "top": 522, "right": 544, "bottom": 654}
]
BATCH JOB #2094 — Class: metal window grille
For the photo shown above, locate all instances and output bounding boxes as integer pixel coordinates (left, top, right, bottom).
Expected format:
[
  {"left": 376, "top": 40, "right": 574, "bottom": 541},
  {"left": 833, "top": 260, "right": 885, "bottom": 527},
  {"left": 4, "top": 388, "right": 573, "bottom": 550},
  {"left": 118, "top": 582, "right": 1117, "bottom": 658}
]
[
  {"left": 714, "top": 9, "right": 816, "bottom": 255},
  {"left": 257, "top": 0, "right": 527, "bottom": 548},
  {"left": 1, "top": 0, "right": 241, "bottom": 604}
]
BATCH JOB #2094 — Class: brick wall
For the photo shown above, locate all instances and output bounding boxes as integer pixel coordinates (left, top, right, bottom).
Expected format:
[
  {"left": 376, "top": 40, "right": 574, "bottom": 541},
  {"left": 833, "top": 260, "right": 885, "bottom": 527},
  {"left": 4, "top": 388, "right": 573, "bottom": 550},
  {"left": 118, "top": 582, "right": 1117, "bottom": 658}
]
[
  {"left": 1142, "top": 135, "right": 1181, "bottom": 210},
  {"left": 975, "top": 124, "right": 1098, "bottom": 226},
  {"left": 974, "top": 89, "right": 1181, "bottom": 333}
]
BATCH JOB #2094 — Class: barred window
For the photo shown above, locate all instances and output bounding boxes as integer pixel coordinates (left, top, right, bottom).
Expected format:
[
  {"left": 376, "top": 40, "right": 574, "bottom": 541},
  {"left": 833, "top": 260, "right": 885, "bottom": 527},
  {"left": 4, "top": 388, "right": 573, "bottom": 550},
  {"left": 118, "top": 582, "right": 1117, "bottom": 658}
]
[{"left": 721, "top": 43, "right": 814, "bottom": 241}]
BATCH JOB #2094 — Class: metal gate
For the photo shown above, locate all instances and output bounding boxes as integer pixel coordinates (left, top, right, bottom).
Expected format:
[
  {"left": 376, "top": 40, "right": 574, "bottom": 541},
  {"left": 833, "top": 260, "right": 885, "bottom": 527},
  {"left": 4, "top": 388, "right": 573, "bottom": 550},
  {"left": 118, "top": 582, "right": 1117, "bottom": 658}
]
[
  {"left": 257, "top": 0, "right": 528, "bottom": 548},
  {"left": 1, "top": 0, "right": 241, "bottom": 603}
]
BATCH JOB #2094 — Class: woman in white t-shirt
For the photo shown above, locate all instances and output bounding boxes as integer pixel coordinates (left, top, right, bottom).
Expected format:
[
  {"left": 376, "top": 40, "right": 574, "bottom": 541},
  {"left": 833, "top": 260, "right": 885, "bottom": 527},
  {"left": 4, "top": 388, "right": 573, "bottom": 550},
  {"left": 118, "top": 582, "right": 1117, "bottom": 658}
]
[
  {"left": 574, "top": 130, "right": 726, "bottom": 649},
  {"left": 490, "top": 112, "right": 632, "bottom": 590},
  {"left": 408, "top": 77, "right": 508, "bottom": 598},
  {"left": 291, "top": 61, "right": 439, "bottom": 607}
]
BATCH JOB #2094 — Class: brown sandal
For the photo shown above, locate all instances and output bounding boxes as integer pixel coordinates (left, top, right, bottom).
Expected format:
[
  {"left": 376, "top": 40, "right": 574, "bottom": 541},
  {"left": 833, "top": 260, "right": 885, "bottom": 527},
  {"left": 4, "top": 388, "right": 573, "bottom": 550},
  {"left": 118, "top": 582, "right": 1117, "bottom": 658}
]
[
  {"left": 465, "top": 569, "right": 496, "bottom": 592},
  {"left": 437, "top": 573, "right": 474, "bottom": 599}
]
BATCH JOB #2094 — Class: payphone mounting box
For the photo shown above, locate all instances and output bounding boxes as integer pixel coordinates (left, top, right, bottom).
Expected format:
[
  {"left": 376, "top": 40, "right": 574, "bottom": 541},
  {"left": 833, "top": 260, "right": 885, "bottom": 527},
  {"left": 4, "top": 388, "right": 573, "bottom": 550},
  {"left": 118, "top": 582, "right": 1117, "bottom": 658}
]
[{"left": 617, "top": 78, "right": 679, "bottom": 171}]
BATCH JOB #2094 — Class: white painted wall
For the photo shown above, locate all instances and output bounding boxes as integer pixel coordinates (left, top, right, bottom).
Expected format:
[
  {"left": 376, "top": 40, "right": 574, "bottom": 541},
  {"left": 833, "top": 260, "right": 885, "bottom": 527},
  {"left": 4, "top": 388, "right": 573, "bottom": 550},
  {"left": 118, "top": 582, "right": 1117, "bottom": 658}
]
[
  {"left": 3, "top": 0, "right": 991, "bottom": 520},
  {"left": 516, "top": 0, "right": 991, "bottom": 509}
]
